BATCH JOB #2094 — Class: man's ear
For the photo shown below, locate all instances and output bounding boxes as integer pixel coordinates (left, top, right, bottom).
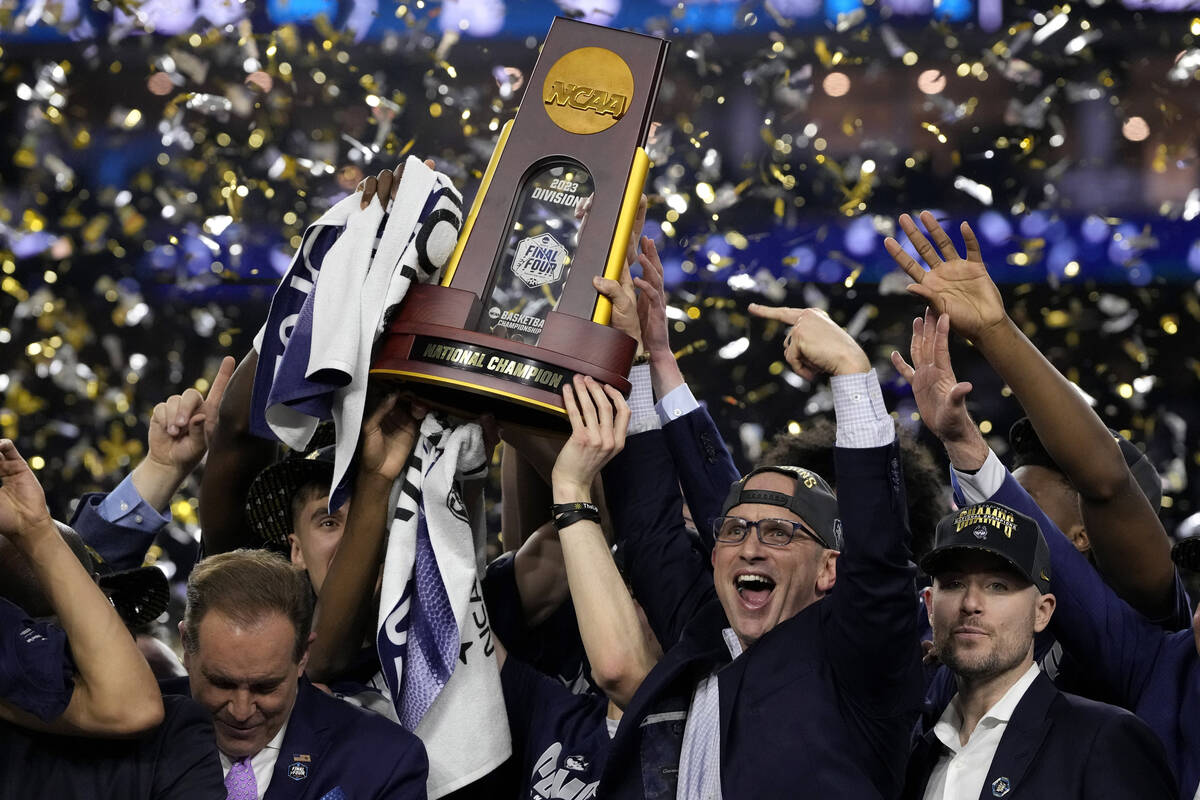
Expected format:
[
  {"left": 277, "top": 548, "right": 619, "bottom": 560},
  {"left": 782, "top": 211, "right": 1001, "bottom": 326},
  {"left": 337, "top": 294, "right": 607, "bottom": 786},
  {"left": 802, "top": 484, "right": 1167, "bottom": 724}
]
[
  {"left": 921, "top": 585, "right": 935, "bottom": 626},
  {"left": 178, "top": 621, "right": 192, "bottom": 670},
  {"left": 815, "top": 550, "right": 838, "bottom": 595},
  {"left": 1033, "top": 592, "right": 1056, "bottom": 633},
  {"left": 297, "top": 631, "right": 317, "bottom": 675},
  {"left": 289, "top": 533, "right": 306, "bottom": 569},
  {"left": 1066, "top": 524, "right": 1090, "bottom": 555}
]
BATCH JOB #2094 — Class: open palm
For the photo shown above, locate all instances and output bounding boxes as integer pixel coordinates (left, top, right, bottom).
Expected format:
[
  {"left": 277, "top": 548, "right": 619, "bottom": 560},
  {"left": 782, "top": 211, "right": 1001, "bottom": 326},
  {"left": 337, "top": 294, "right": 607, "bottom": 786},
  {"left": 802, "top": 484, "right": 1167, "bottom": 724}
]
[
  {"left": 0, "top": 440, "right": 52, "bottom": 542},
  {"left": 891, "top": 310, "right": 976, "bottom": 445},
  {"left": 884, "top": 211, "right": 1007, "bottom": 342}
]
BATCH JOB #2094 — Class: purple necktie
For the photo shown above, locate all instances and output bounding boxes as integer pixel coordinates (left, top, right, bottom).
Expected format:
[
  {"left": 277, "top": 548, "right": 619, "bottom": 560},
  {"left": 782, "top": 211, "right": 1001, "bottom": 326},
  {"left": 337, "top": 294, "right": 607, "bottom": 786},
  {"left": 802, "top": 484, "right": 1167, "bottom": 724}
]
[{"left": 225, "top": 756, "right": 257, "bottom": 800}]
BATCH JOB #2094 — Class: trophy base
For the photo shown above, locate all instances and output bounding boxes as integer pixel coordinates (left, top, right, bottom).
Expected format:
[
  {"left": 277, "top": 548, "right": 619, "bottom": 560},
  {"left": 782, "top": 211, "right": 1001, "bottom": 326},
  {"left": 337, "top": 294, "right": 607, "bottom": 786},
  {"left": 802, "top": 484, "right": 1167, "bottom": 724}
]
[{"left": 371, "top": 284, "right": 637, "bottom": 431}]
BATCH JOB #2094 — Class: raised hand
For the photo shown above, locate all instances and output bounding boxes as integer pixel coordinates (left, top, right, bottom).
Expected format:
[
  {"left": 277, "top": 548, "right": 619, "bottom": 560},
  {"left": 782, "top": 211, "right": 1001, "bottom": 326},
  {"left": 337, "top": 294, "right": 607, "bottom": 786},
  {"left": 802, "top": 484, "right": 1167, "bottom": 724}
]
[
  {"left": 884, "top": 211, "right": 1006, "bottom": 342},
  {"left": 891, "top": 310, "right": 976, "bottom": 442},
  {"left": 551, "top": 376, "right": 630, "bottom": 500},
  {"left": 747, "top": 305, "right": 870, "bottom": 380},
  {"left": 147, "top": 356, "right": 236, "bottom": 478},
  {"left": 0, "top": 440, "right": 54, "bottom": 546},
  {"left": 360, "top": 393, "right": 427, "bottom": 483},
  {"left": 357, "top": 159, "right": 438, "bottom": 210},
  {"left": 891, "top": 310, "right": 987, "bottom": 470},
  {"left": 593, "top": 195, "right": 649, "bottom": 352},
  {"left": 632, "top": 236, "right": 670, "bottom": 361}
]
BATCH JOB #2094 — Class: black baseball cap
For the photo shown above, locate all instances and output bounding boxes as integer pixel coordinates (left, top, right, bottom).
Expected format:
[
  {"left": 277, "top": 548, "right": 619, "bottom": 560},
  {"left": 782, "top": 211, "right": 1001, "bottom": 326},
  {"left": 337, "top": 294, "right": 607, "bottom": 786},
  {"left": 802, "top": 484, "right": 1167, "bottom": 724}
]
[
  {"left": 719, "top": 465, "right": 842, "bottom": 550},
  {"left": 923, "top": 503, "right": 1051, "bottom": 593},
  {"left": 1009, "top": 417, "right": 1161, "bottom": 511},
  {"left": 60, "top": 524, "right": 170, "bottom": 628}
]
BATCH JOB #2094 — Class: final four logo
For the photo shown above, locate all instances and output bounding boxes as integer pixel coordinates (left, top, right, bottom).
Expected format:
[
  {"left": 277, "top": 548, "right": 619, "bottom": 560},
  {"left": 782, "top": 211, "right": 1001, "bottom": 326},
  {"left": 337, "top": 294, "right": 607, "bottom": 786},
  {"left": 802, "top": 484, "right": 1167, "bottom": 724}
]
[{"left": 511, "top": 233, "right": 567, "bottom": 288}]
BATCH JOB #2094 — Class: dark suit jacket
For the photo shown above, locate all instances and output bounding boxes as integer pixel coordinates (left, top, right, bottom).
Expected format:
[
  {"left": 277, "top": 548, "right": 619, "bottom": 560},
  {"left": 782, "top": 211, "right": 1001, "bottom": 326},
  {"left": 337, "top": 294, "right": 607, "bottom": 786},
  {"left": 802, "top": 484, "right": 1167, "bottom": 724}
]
[
  {"left": 905, "top": 671, "right": 1178, "bottom": 799},
  {"left": 0, "top": 693, "right": 225, "bottom": 799},
  {"left": 659, "top": 403, "right": 741, "bottom": 553},
  {"left": 600, "top": 425, "right": 925, "bottom": 800},
  {"left": 163, "top": 676, "right": 429, "bottom": 800}
]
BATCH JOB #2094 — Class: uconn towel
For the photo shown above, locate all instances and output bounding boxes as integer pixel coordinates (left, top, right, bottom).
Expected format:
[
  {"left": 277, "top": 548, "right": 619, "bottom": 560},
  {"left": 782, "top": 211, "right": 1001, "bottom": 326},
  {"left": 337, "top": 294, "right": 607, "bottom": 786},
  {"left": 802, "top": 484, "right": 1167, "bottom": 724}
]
[
  {"left": 251, "top": 155, "right": 463, "bottom": 508},
  {"left": 377, "top": 414, "right": 510, "bottom": 797}
]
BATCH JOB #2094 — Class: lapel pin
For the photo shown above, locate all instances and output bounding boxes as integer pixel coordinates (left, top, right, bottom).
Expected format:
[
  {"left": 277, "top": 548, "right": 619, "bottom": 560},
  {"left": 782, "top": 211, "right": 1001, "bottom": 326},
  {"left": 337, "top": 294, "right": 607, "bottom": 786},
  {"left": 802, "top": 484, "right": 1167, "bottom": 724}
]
[
  {"left": 991, "top": 776, "right": 1011, "bottom": 797},
  {"left": 288, "top": 756, "right": 311, "bottom": 782}
]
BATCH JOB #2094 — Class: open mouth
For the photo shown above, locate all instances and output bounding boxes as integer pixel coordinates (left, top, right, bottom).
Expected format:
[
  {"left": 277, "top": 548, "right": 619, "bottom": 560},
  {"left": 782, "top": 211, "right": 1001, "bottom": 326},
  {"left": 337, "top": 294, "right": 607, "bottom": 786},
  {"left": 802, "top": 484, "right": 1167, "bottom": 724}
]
[{"left": 735, "top": 573, "right": 776, "bottom": 610}]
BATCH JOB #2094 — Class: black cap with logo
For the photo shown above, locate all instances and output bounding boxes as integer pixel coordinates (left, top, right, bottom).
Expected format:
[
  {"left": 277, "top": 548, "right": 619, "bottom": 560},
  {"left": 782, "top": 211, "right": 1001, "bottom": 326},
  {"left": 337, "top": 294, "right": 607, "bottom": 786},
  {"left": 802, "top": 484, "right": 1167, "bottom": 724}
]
[
  {"left": 719, "top": 465, "right": 842, "bottom": 550},
  {"left": 922, "top": 502, "right": 1052, "bottom": 593}
]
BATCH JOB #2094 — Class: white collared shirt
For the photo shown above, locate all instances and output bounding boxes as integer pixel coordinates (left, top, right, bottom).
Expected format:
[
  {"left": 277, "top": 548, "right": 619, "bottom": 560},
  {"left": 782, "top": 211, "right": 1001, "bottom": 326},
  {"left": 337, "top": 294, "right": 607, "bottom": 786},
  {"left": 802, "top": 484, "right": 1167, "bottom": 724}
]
[
  {"left": 922, "top": 663, "right": 1041, "bottom": 800},
  {"left": 676, "top": 628, "right": 743, "bottom": 800},
  {"left": 219, "top": 719, "right": 289, "bottom": 800}
]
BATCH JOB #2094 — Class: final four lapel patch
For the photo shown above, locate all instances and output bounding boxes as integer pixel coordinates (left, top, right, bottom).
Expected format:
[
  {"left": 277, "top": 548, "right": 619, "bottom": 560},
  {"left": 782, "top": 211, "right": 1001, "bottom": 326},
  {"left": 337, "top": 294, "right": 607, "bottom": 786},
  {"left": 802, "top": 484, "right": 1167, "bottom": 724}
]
[
  {"left": 991, "top": 776, "right": 1011, "bottom": 797},
  {"left": 288, "top": 759, "right": 310, "bottom": 781}
]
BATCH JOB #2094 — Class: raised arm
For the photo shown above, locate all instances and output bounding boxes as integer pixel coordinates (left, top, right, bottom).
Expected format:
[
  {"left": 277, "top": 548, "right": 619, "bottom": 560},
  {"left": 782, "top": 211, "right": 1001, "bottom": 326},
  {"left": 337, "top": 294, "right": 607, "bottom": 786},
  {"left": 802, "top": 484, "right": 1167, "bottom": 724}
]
[
  {"left": 0, "top": 440, "right": 163, "bottom": 736},
  {"left": 307, "top": 394, "right": 423, "bottom": 683},
  {"left": 551, "top": 376, "right": 657, "bottom": 709},
  {"left": 71, "top": 357, "right": 235, "bottom": 569},
  {"left": 751, "top": 304, "right": 923, "bottom": 711},
  {"left": 887, "top": 212, "right": 1176, "bottom": 619},
  {"left": 640, "top": 236, "right": 738, "bottom": 545},
  {"left": 199, "top": 349, "right": 279, "bottom": 554},
  {"left": 894, "top": 308, "right": 1168, "bottom": 707}
]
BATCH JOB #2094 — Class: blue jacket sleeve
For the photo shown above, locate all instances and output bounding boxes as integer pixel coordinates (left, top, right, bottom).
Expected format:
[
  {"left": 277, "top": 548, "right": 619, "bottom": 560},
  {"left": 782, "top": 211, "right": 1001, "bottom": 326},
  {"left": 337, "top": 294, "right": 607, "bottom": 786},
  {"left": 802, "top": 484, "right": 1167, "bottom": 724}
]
[
  {"left": 982, "top": 471, "right": 1167, "bottom": 709},
  {"left": 661, "top": 406, "right": 741, "bottom": 553},
  {"left": 601, "top": 429, "right": 718, "bottom": 651},
  {"left": 826, "top": 443, "right": 925, "bottom": 715},
  {"left": 68, "top": 483, "right": 166, "bottom": 571}
]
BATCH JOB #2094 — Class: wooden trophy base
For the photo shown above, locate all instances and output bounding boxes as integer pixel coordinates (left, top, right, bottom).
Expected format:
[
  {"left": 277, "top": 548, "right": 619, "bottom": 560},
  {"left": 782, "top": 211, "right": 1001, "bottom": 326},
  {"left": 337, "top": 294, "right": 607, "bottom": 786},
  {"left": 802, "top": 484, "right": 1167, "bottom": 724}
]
[{"left": 370, "top": 284, "right": 637, "bottom": 431}]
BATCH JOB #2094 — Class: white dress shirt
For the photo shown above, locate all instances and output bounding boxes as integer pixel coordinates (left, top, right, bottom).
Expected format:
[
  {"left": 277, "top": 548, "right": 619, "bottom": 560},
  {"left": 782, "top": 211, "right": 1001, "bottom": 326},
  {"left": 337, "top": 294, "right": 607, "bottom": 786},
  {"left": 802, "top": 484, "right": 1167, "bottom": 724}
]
[
  {"left": 219, "top": 719, "right": 289, "bottom": 800},
  {"left": 922, "top": 663, "right": 1041, "bottom": 800},
  {"left": 676, "top": 628, "right": 743, "bottom": 800}
]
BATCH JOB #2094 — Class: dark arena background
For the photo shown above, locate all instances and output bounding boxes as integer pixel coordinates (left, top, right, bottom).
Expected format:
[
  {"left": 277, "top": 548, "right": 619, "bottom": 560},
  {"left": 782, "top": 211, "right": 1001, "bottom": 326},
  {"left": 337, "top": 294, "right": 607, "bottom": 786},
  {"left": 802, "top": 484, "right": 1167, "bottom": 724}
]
[{"left": 3, "top": 0, "right": 1200, "bottom": 607}]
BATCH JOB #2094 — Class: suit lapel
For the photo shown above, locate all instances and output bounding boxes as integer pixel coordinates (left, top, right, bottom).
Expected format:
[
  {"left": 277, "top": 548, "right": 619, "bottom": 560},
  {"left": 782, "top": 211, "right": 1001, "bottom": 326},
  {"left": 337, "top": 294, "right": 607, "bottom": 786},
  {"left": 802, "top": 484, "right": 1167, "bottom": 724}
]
[
  {"left": 264, "top": 678, "right": 333, "bottom": 800},
  {"left": 976, "top": 672, "right": 1057, "bottom": 800},
  {"left": 903, "top": 727, "right": 945, "bottom": 800}
]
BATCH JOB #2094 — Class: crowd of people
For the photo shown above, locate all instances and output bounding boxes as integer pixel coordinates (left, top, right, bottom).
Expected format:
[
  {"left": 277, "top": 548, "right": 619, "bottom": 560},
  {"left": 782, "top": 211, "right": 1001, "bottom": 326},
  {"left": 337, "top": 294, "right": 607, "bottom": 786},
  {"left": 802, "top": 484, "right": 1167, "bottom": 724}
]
[{"left": 2, "top": 165, "right": 1195, "bottom": 800}]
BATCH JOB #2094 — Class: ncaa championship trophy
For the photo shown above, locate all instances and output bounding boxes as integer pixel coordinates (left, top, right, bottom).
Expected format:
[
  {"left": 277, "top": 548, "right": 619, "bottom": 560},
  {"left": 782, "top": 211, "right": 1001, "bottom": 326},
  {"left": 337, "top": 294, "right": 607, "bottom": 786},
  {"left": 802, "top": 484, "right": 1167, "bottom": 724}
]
[{"left": 371, "top": 17, "right": 669, "bottom": 429}]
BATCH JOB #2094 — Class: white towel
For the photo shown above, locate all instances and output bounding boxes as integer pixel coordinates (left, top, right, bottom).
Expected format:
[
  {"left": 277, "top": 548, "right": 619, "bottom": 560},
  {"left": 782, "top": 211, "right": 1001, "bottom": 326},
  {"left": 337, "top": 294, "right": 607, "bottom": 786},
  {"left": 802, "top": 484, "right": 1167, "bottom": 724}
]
[
  {"left": 250, "top": 155, "right": 462, "bottom": 508},
  {"left": 377, "top": 414, "right": 511, "bottom": 798}
]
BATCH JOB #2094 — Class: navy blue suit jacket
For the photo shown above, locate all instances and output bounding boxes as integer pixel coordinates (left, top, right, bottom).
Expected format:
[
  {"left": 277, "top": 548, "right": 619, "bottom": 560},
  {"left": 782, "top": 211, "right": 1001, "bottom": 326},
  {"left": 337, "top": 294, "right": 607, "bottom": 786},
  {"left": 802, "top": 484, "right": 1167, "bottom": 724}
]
[
  {"left": 164, "top": 676, "right": 428, "bottom": 800},
  {"left": 659, "top": 404, "right": 740, "bottom": 553},
  {"left": 905, "top": 671, "right": 1177, "bottom": 799},
  {"left": 600, "top": 417, "right": 925, "bottom": 800}
]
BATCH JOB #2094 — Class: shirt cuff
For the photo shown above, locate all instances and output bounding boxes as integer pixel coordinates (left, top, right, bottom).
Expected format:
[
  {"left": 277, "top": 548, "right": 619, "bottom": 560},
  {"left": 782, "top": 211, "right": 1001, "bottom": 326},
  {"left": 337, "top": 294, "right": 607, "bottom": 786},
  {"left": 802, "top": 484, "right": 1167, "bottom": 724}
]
[
  {"left": 951, "top": 449, "right": 1006, "bottom": 504},
  {"left": 831, "top": 370, "right": 895, "bottom": 449},
  {"left": 96, "top": 474, "right": 172, "bottom": 531},
  {"left": 655, "top": 382, "right": 700, "bottom": 427},
  {"left": 626, "top": 364, "right": 661, "bottom": 436}
]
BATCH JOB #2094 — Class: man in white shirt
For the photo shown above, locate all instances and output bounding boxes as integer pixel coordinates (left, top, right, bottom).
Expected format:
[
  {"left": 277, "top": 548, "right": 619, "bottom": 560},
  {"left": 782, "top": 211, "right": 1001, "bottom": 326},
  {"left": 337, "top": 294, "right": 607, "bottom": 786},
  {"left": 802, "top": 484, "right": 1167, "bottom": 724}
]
[{"left": 905, "top": 501, "right": 1175, "bottom": 799}]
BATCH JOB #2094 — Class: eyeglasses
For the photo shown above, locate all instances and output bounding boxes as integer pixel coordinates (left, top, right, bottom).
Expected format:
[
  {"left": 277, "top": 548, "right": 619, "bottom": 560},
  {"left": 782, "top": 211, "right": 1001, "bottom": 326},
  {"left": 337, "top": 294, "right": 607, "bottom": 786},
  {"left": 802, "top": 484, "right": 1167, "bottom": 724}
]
[{"left": 713, "top": 516, "right": 824, "bottom": 548}]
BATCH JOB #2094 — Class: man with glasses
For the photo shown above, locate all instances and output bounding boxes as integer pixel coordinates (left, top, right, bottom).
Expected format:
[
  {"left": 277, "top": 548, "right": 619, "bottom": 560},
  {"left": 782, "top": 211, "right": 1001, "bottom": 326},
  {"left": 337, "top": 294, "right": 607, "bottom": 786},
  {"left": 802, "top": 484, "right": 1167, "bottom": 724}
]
[{"left": 596, "top": 307, "right": 925, "bottom": 799}]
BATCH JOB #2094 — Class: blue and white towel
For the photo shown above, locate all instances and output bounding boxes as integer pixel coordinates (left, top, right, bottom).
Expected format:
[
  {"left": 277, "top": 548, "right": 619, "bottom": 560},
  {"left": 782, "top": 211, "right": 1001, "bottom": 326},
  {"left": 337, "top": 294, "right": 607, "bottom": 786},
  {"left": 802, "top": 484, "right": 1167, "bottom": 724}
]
[
  {"left": 250, "top": 155, "right": 462, "bottom": 506},
  {"left": 377, "top": 414, "right": 510, "bottom": 797},
  {"left": 249, "top": 158, "right": 509, "bottom": 797}
]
